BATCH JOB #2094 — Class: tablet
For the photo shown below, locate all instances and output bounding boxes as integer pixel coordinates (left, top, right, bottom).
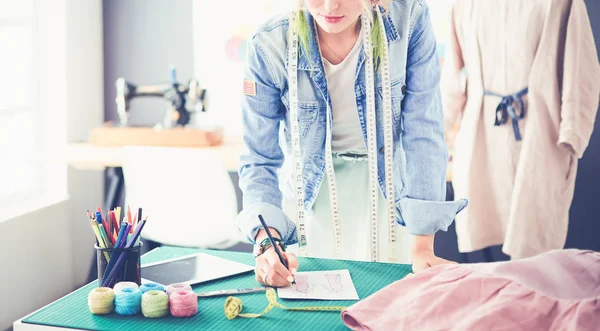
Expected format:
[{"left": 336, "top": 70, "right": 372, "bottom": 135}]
[{"left": 140, "top": 252, "right": 254, "bottom": 286}]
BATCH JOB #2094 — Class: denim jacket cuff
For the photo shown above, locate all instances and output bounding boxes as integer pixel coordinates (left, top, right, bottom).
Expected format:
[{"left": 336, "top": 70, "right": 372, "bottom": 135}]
[
  {"left": 398, "top": 197, "right": 469, "bottom": 235},
  {"left": 236, "top": 202, "right": 298, "bottom": 246}
]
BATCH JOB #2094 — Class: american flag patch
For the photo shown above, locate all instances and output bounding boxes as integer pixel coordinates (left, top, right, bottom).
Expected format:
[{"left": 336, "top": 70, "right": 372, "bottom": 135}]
[{"left": 243, "top": 79, "right": 256, "bottom": 96}]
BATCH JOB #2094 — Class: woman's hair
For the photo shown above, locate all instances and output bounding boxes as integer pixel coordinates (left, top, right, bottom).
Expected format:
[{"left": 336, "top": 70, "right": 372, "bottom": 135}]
[{"left": 293, "top": 0, "right": 390, "bottom": 71}]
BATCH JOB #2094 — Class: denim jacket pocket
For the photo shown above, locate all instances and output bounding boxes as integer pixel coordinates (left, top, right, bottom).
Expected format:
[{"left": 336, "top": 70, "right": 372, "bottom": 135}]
[
  {"left": 282, "top": 92, "right": 321, "bottom": 138},
  {"left": 377, "top": 77, "right": 406, "bottom": 137}
]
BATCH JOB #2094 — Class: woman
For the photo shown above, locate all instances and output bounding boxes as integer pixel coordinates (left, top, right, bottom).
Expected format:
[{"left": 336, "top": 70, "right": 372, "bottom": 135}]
[{"left": 237, "top": 0, "right": 468, "bottom": 287}]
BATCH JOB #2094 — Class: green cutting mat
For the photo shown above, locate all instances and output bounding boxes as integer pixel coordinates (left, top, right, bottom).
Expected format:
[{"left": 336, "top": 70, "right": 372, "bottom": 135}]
[{"left": 23, "top": 246, "right": 411, "bottom": 331}]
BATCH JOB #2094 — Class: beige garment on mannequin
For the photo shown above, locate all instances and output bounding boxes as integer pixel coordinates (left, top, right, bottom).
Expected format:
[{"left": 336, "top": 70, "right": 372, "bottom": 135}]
[{"left": 442, "top": 0, "right": 600, "bottom": 259}]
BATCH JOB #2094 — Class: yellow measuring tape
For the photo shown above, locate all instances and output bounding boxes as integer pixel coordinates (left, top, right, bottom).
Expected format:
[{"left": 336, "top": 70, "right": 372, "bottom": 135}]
[
  {"left": 225, "top": 273, "right": 414, "bottom": 320},
  {"left": 224, "top": 288, "right": 346, "bottom": 320}
]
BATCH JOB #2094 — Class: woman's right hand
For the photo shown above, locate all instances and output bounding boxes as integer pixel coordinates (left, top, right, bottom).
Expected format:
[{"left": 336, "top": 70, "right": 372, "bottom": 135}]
[{"left": 255, "top": 247, "right": 299, "bottom": 287}]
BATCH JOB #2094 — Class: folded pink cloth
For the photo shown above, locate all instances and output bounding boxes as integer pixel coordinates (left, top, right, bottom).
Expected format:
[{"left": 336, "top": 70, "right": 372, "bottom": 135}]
[{"left": 341, "top": 249, "right": 600, "bottom": 331}]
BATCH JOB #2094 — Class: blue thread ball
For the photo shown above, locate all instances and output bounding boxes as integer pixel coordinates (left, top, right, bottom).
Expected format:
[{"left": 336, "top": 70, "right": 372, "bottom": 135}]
[
  {"left": 140, "top": 283, "right": 165, "bottom": 294},
  {"left": 114, "top": 287, "right": 142, "bottom": 315}
]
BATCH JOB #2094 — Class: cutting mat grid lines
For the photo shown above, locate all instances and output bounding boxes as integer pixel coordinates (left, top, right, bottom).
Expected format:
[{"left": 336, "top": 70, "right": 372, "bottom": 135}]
[{"left": 22, "top": 247, "right": 411, "bottom": 331}]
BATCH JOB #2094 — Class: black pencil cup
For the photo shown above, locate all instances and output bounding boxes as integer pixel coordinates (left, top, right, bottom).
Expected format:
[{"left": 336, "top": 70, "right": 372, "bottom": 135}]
[{"left": 95, "top": 243, "right": 142, "bottom": 288}]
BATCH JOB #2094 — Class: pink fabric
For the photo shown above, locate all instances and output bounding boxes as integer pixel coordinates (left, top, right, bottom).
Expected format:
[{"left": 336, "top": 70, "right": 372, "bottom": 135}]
[{"left": 341, "top": 249, "right": 600, "bottom": 331}]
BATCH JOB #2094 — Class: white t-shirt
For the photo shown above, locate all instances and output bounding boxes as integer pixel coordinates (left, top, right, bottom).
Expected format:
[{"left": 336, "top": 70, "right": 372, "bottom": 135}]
[{"left": 322, "top": 30, "right": 367, "bottom": 154}]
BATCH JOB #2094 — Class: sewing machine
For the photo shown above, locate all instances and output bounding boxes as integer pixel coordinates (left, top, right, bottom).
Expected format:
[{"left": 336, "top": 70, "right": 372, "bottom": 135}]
[
  {"left": 115, "top": 68, "right": 206, "bottom": 128},
  {"left": 91, "top": 67, "right": 222, "bottom": 148}
]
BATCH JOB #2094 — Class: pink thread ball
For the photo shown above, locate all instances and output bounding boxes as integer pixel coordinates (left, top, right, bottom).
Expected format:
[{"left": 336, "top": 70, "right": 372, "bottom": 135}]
[
  {"left": 165, "top": 283, "right": 193, "bottom": 297},
  {"left": 169, "top": 290, "right": 198, "bottom": 318}
]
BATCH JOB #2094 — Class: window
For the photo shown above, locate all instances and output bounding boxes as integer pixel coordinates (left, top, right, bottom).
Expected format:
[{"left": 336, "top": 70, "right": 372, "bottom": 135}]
[
  {"left": 0, "top": 0, "right": 40, "bottom": 205},
  {"left": 0, "top": 0, "right": 67, "bottom": 219}
]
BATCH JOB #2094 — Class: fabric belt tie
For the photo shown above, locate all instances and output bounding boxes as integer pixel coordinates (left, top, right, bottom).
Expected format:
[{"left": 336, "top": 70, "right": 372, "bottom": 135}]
[{"left": 484, "top": 87, "right": 529, "bottom": 141}]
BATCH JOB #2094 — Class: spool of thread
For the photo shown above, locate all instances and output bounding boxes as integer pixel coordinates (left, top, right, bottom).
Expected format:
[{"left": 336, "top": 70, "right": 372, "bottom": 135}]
[
  {"left": 140, "top": 283, "right": 165, "bottom": 294},
  {"left": 141, "top": 290, "right": 170, "bottom": 318},
  {"left": 114, "top": 287, "right": 142, "bottom": 316},
  {"left": 88, "top": 287, "right": 115, "bottom": 315},
  {"left": 166, "top": 283, "right": 193, "bottom": 297},
  {"left": 113, "top": 281, "right": 139, "bottom": 294},
  {"left": 169, "top": 290, "right": 198, "bottom": 317}
]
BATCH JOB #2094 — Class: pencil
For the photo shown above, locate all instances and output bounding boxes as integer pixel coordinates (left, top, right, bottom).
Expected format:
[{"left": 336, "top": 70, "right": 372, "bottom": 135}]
[
  {"left": 196, "top": 287, "right": 267, "bottom": 298},
  {"left": 131, "top": 212, "right": 137, "bottom": 234},
  {"left": 90, "top": 220, "right": 111, "bottom": 261},
  {"left": 257, "top": 214, "right": 295, "bottom": 285},
  {"left": 135, "top": 215, "right": 147, "bottom": 246},
  {"left": 111, "top": 210, "right": 119, "bottom": 232},
  {"left": 87, "top": 210, "right": 98, "bottom": 245},
  {"left": 115, "top": 207, "right": 121, "bottom": 227},
  {"left": 108, "top": 210, "right": 113, "bottom": 245},
  {"left": 127, "top": 205, "right": 132, "bottom": 224},
  {"left": 133, "top": 207, "right": 141, "bottom": 233},
  {"left": 97, "top": 208, "right": 109, "bottom": 235}
]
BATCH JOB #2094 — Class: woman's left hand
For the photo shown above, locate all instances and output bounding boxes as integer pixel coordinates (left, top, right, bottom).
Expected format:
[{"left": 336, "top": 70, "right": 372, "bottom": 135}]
[{"left": 411, "top": 248, "right": 457, "bottom": 273}]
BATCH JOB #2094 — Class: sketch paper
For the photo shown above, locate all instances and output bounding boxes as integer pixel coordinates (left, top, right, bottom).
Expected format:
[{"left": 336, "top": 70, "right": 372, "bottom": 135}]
[{"left": 277, "top": 270, "right": 359, "bottom": 300}]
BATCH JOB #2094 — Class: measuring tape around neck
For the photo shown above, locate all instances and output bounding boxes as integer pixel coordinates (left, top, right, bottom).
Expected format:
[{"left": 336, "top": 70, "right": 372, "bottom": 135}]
[
  {"left": 375, "top": 9, "right": 398, "bottom": 262},
  {"left": 287, "top": 12, "right": 308, "bottom": 257},
  {"left": 361, "top": 10, "right": 380, "bottom": 262},
  {"left": 287, "top": 8, "right": 397, "bottom": 262}
]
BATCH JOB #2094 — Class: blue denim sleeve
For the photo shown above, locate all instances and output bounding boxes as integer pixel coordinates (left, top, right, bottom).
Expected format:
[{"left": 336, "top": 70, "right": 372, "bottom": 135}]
[
  {"left": 398, "top": 3, "right": 468, "bottom": 235},
  {"left": 236, "top": 37, "right": 298, "bottom": 245}
]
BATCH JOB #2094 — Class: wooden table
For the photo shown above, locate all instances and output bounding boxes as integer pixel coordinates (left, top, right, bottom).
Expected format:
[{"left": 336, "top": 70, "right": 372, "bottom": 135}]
[
  {"left": 65, "top": 138, "right": 451, "bottom": 180},
  {"left": 65, "top": 136, "right": 245, "bottom": 172}
]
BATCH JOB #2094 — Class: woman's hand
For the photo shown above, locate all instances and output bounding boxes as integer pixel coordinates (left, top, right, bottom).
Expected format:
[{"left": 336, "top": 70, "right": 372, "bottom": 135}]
[
  {"left": 253, "top": 228, "right": 299, "bottom": 287},
  {"left": 412, "top": 248, "right": 457, "bottom": 273},
  {"left": 255, "top": 247, "right": 299, "bottom": 287},
  {"left": 411, "top": 235, "right": 457, "bottom": 273}
]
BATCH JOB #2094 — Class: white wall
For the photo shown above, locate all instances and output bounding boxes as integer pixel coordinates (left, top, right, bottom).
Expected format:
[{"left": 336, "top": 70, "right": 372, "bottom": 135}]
[
  {"left": 64, "top": 0, "right": 105, "bottom": 287},
  {"left": 102, "top": 0, "right": 194, "bottom": 127},
  {"left": 192, "top": 0, "right": 295, "bottom": 137},
  {"left": 0, "top": 1, "right": 104, "bottom": 330}
]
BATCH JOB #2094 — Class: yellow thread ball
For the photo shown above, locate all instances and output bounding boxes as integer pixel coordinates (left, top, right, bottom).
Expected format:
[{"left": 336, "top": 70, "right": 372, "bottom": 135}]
[{"left": 88, "top": 287, "right": 115, "bottom": 315}]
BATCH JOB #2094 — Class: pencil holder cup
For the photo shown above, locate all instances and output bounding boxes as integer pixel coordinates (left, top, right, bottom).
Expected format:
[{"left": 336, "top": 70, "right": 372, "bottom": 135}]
[{"left": 95, "top": 243, "right": 142, "bottom": 288}]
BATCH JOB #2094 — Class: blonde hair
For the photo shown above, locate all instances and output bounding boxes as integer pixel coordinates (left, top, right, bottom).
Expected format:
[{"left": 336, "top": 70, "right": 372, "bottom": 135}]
[{"left": 293, "top": 0, "right": 390, "bottom": 71}]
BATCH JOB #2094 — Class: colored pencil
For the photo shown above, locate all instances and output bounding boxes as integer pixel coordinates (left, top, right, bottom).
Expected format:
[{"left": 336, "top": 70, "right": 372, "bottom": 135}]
[
  {"left": 135, "top": 215, "right": 148, "bottom": 246},
  {"left": 115, "top": 207, "right": 121, "bottom": 228},
  {"left": 88, "top": 205, "right": 148, "bottom": 287},
  {"left": 108, "top": 211, "right": 113, "bottom": 246},
  {"left": 127, "top": 206, "right": 132, "bottom": 224},
  {"left": 131, "top": 212, "right": 137, "bottom": 234},
  {"left": 109, "top": 211, "right": 118, "bottom": 245},
  {"left": 97, "top": 208, "right": 109, "bottom": 235},
  {"left": 134, "top": 208, "right": 142, "bottom": 233},
  {"left": 102, "top": 220, "right": 147, "bottom": 287},
  {"left": 89, "top": 220, "right": 111, "bottom": 261},
  {"left": 86, "top": 210, "right": 98, "bottom": 246}
]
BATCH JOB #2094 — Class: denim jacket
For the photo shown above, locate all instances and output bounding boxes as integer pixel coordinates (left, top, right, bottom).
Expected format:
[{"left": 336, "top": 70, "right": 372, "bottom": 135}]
[{"left": 237, "top": 0, "right": 468, "bottom": 246}]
